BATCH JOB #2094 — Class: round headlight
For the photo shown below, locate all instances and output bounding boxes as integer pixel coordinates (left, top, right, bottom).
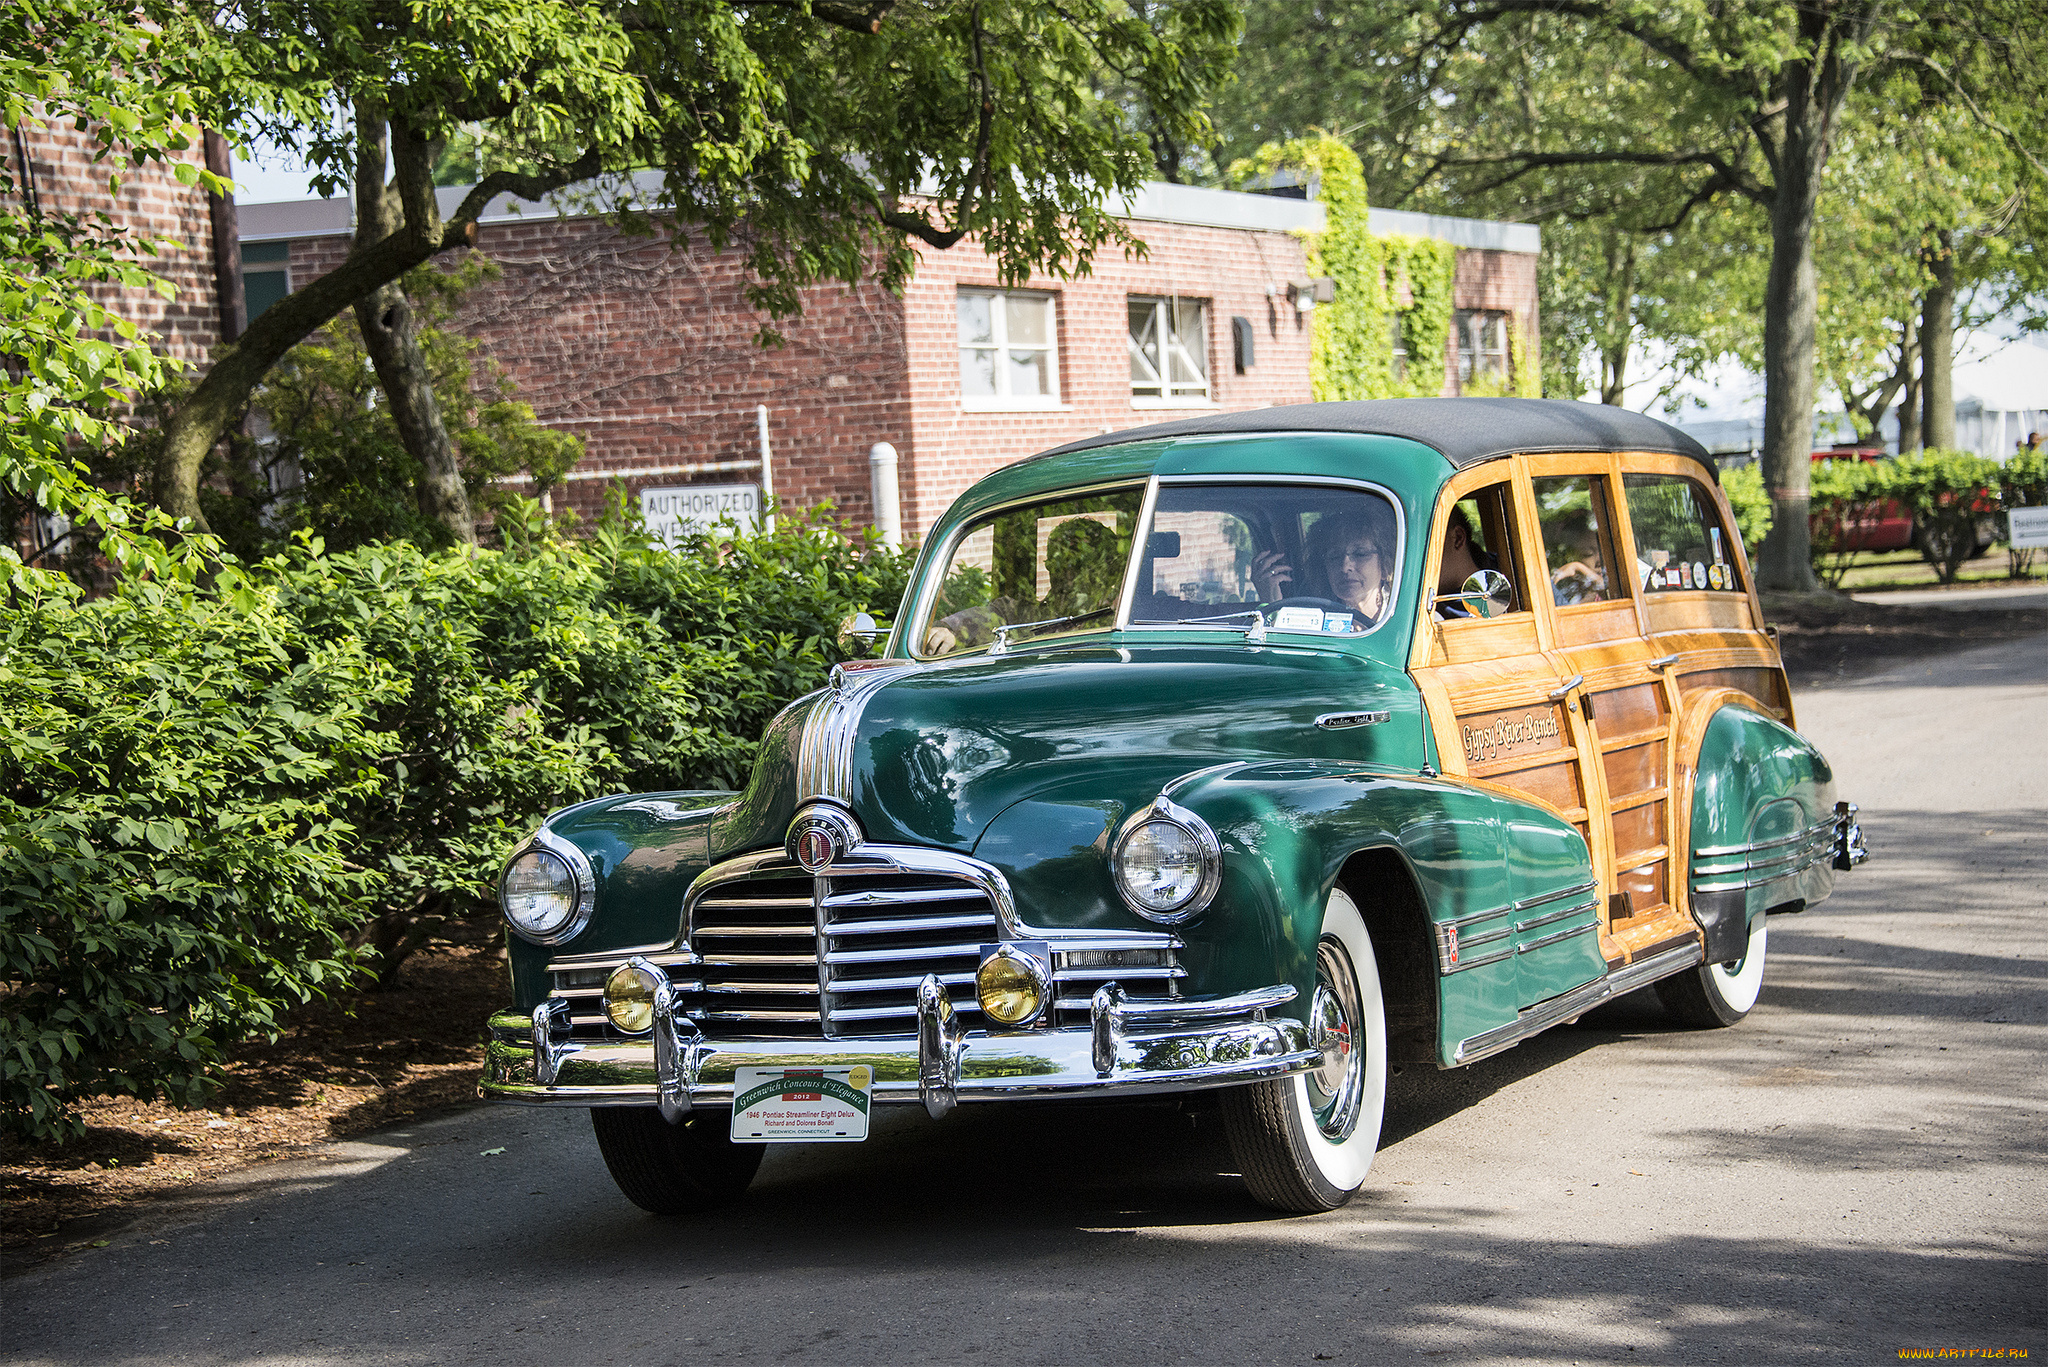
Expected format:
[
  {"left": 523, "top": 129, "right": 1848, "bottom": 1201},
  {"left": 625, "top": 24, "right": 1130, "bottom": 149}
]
[
  {"left": 977, "top": 947, "right": 1047, "bottom": 1027},
  {"left": 1111, "top": 800, "right": 1222, "bottom": 923},
  {"left": 500, "top": 847, "right": 582, "bottom": 943},
  {"left": 605, "top": 961, "right": 664, "bottom": 1035}
]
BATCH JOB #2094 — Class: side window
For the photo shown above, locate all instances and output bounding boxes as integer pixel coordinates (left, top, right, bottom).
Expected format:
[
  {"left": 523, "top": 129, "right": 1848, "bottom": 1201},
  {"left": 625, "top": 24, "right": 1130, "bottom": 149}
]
[
  {"left": 1623, "top": 474, "right": 1744, "bottom": 593},
  {"left": 1532, "top": 475, "right": 1622, "bottom": 606},
  {"left": 1435, "top": 481, "right": 1528, "bottom": 618}
]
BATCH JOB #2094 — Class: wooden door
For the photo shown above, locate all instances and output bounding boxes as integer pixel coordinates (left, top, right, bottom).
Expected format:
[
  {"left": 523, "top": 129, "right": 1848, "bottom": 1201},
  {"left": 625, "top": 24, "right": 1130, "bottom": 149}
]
[
  {"left": 1523, "top": 453, "right": 1695, "bottom": 966},
  {"left": 1410, "top": 463, "right": 1616, "bottom": 997}
]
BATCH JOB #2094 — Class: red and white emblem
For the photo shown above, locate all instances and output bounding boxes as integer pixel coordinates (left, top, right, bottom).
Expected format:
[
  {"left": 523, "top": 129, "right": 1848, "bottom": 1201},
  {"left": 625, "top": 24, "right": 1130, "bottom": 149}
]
[{"left": 795, "top": 826, "right": 838, "bottom": 872}]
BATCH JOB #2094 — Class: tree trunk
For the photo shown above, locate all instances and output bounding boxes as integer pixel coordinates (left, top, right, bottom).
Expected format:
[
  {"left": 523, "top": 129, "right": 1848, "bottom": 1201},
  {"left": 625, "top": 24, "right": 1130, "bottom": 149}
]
[
  {"left": 1598, "top": 231, "right": 1635, "bottom": 406},
  {"left": 1753, "top": 116, "right": 1825, "bottom": 592},
  {"left": 1896, "top": 315, "right": 1922, "bottom": 453},
  {"left": 352, "top": 107, "right": 475, "bottom": 545},
  {"left": 1920, "top": 229, "right": 1956, "bottom": 450}
]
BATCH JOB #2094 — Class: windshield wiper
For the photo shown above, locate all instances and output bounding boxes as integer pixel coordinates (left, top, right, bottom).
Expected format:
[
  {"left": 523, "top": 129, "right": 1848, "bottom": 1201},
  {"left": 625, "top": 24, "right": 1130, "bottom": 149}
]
[
  {"left": 1136, "top": 610, "right": 1266, "bottom": 644},
  {"left": 989, "top": 607, "right": 1116, "bottom": 654}
]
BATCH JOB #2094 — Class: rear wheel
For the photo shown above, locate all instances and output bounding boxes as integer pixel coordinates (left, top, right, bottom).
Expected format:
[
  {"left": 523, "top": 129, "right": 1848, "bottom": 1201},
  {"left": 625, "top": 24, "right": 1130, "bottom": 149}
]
[
  {"left": 1657, "top": 916, "right": 1768, "bottom": 1028},
  {"left": 1221, "top": 887, "right": 1387, "bottom": 1213},
  {"left": 590, "top": 1107, "right": 764, "bottom": 1215}
]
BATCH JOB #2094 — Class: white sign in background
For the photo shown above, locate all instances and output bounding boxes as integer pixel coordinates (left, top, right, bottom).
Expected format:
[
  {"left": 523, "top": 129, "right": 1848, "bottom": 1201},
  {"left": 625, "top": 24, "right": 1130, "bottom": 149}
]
[
  {"left": 2007, "top": 506, "right": 2048, "bottom": 550},
  {"left": 640, "top": 483, "right": 762, "bottom": 547}
]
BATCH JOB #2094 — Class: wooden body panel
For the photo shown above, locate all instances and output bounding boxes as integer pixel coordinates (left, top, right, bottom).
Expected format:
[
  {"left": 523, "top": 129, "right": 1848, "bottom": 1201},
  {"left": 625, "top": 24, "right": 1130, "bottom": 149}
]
[{"left": 1412, "top": 449, "right": 1790, "bottom": 969}]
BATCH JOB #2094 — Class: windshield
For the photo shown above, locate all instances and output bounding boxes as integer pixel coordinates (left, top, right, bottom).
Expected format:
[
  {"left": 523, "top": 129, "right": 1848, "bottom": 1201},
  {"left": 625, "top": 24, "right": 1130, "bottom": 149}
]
[
  {"left": 1132, "top": 483, "right": 1402, "bottom": 635},
  {"left": 917, "top": 488, "right": 1144, "bottom": 657},
  {"left": 914, "top": 482, "right": 1403, "bottom": 658}
]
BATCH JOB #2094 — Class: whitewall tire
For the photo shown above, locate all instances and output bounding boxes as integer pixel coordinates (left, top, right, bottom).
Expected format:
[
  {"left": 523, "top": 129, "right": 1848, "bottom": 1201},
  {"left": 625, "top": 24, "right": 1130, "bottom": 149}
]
[
  {"left": 1221, "top": 886, "right": 1388, "bottom": 1212},
  {"left": 1658, "top": 915, "right": 1768, "bottom": 1028}
]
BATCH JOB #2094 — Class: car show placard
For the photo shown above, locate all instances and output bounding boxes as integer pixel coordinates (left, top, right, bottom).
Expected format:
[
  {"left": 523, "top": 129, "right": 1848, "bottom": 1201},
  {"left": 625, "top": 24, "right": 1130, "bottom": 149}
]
[{"left": 730, "top": 1066, "right": 873, "bottom": 1143}]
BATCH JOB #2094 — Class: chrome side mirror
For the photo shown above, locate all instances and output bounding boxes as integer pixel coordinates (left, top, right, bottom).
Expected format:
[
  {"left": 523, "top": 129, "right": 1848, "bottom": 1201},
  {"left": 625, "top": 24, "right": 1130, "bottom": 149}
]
[
  {"left": 839, "top": 611, "right": 882, "bottom": 646},
  {"left": 1458, "top": 569, "right": 1515, "bottom": 619}
]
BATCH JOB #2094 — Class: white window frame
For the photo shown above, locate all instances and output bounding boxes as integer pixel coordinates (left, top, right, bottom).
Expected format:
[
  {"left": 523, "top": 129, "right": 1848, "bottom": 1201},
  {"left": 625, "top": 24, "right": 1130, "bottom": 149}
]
[
  {"left": 957, "top": 289, "right": 1063, "bottom": 411},
  {"left": 1128, "top": 295, "right": 1213, "bottom": 407},
  {"left": 1455, "top": 309, "right": 1510, "bottom": 387}
]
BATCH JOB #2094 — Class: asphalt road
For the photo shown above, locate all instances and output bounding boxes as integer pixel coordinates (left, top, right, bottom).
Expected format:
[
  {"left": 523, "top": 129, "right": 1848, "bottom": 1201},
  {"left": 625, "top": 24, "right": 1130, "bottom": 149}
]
[{"left": 7, "top": 635, "right": 2044, "bottom": 1367}]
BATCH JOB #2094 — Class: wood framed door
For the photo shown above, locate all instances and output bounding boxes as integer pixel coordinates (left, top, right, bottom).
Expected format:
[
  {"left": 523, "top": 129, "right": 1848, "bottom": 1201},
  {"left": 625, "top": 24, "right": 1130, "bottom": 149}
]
[
  {"left": 1522, "top": 452, "right": 1695, "bottom": 966},
  {"left": 1410, "top": 461, "right": 1618, "bottom": 995}
]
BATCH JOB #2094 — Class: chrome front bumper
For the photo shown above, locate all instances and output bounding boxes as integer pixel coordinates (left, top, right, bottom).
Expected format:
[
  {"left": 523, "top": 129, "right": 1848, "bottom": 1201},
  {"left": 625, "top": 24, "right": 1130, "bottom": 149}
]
[{"left": 480, "top": 976, "right": 1317, "bottom": 1120}]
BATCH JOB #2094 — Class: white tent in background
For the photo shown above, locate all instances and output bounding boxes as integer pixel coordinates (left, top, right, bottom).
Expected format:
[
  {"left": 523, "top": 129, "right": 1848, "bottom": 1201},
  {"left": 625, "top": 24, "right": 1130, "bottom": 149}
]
[{"left": 1634, "top": 329, "right": 2047, "bottom": 461}]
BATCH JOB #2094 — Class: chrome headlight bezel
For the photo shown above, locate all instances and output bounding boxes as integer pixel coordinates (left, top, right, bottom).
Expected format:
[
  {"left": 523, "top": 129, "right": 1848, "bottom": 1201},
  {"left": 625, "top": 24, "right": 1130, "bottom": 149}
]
[
  {"left": 1109, "top": 797, "right": 1224, "bottom": 924},
  {"left": 497, "top": 828, "right": 597, "bottom": 946}
]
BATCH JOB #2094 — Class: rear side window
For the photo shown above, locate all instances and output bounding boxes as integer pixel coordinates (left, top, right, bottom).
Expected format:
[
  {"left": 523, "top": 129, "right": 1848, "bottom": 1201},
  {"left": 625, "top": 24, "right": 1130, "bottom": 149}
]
[{"left": 1623, "top": 475, "right": 1743, "bottom": 594}]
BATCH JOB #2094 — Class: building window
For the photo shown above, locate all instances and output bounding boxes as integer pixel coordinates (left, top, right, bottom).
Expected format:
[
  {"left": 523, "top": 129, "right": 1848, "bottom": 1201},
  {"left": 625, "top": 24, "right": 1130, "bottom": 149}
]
[
  {"left": 1390, "top": 312, "right": 1408, "bottom": 383},
  {"left": 958, "top": 289, "right": 1059, "bottom": 407},
  {"left": 1129, "top": 296, "right": 1210, "bottom": 403},
  {"left": 1455, "top": 310, "right": 1509, "bottom": 388},
  {"left": 241, "top": 241, "right": 291, "bottom": 320}
]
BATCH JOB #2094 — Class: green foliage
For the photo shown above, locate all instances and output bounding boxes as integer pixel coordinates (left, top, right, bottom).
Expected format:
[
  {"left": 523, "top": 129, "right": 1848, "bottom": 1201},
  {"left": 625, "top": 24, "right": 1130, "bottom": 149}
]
[
  {"left": 1719, "top": 465, "right": 1773, "bottom": 559},
  {"left": 1227, "top": 137, "right": 1458, "bottom": 400},
  {"left": 1, "top": 569, "right": 388, "bottom": 1141},
  {"left": 1805, "top": 459, "right": 1889, "bottom": 590},
  {"left": 1, "top": 1, "right": 229, "bottom": 584},
  {"left": 1996, "top": 448, "right": 2046, "bottom": 577},
  {"left": 1879, "top": 450, "right": 2004, "bottom": 586},
  {"left": 0, "top": 506, "right": 910, "bottom": 1139}
]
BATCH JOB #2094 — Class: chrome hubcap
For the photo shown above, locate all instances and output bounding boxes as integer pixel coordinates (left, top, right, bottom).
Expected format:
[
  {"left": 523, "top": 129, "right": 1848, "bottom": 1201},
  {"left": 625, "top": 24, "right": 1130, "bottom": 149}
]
[{"left": 1305, "top": 937, "right": 1365, "bottom": 1140}]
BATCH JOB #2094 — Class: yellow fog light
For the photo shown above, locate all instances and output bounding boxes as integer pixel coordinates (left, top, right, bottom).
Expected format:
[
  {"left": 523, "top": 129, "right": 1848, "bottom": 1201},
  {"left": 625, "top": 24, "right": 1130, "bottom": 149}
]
[
  {"left": 604, "top": 961, "right": 664, "bottom": 1035},
  {"left": 976, "top": 945, "right": 1048, "bottom": 1027}
]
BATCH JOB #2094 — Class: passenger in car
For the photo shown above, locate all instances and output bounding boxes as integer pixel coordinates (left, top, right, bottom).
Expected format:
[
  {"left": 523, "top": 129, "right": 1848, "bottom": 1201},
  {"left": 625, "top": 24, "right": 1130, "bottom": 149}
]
[{"left": 1434, "top": 508, "right": 1504, "bottom": 619}]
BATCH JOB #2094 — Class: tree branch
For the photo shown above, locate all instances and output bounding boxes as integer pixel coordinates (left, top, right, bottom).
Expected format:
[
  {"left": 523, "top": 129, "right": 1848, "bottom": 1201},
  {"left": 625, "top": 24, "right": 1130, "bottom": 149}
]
[
  {"left": 1438, "top": 147, "right": 1770, "bottom": 207},
  {"left": 725, "top": 0, "right": 897, "bottom": 35}
]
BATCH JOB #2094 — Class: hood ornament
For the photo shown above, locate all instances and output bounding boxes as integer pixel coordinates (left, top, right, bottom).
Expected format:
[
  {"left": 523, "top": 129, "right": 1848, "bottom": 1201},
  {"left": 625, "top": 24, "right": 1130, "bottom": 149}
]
[{"left": 787, "top": 803, "right": 863, "bottom": 872}]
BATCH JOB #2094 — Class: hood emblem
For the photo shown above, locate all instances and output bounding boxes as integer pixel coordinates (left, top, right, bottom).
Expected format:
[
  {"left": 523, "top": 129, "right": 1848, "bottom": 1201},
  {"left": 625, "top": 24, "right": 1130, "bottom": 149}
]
[{"left": 787, "top": 804, "right": 863, "bottom": 873}]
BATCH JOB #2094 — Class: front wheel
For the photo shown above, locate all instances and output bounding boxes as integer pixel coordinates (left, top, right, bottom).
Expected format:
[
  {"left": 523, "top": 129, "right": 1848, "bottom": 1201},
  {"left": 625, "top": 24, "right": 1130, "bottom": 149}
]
[
  {"left": 590, "top": 1107, "right": 764, "bottom": 1215},
  {"left": 1221, "top": 886, "right": 1387, "bottom": 1213},
  {"left": 1657, "top": 915, "right": 1768, "bottom": 1028}
]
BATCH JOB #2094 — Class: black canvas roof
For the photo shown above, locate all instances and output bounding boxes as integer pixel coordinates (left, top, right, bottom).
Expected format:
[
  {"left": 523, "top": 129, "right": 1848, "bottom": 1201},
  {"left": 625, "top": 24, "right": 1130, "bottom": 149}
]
[{"left": 1036, "top": 397, "right": 1716, "bottom": 478}]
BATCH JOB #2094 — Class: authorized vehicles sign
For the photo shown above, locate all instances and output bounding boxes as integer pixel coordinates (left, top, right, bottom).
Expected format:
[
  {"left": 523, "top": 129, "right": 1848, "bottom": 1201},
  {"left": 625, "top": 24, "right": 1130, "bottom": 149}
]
[{"left": 730, "top": 1066, "right": 873, "bottom": 1142}]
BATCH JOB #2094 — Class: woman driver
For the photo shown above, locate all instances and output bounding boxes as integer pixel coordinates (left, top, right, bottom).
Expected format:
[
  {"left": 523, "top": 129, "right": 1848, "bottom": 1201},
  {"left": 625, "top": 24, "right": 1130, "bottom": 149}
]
[{"left": 1251, "top": 509, "right": 1392, "bottom": 624}]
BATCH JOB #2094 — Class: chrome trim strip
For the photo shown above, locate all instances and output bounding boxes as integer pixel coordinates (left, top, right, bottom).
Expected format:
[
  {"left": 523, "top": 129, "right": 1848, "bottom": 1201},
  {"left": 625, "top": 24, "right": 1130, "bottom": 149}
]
[
  {"left": 1693, "top": 815, "right": 1838, "bottom": 860},
  {"left": 1441, "top": 948, "right": 1513, "bottom": 974},
  {"left": 1512, "top": 879, "right": 1600, "bottom": 913},
  {"left": 1446, "top": 902, "right": 1515, "bottom": 929},
  {"left": 1316, "top": 710, "right": 1391, "bottom": 730},
  {"left": 1453, "top": 940, "right": 1705, "bottom": 1065},
  {"left": 1516, "top": 920, "right": 1600, "bottom": 954},
  {"left": 1112, "top": 475, "right": 1165, "bottom": 631},
  {"left": 1514, "top": 898, "right": 1601, "bottom": 934},
  {"left": 1460, "top": 927, "right": 1511, "bottom": 950},
  {"left": 793, "top": 666, "right": 915, "bottom": 803}
]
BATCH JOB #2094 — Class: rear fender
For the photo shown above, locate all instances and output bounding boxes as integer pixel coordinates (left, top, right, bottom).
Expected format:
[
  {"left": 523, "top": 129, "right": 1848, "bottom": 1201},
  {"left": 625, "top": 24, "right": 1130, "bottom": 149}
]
[{"left": 1678, "top": 695, "right": 1838, "bottom": 963}]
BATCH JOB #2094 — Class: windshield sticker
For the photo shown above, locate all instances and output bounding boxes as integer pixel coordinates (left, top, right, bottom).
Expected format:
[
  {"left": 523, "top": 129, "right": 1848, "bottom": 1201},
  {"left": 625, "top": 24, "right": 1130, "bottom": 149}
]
[
  {"left": 1322, "top": 613, "right": 1355, "bottom": 634},
  {"left": 1272, "top": 606, "right": 1325, "bottom": 632}
]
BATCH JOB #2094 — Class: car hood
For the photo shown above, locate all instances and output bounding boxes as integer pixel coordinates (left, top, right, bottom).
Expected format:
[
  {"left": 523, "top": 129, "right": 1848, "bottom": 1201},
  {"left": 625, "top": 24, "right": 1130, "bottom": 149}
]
[{"left": 738, "top": 643, "right": 1423, "bottom": 857}]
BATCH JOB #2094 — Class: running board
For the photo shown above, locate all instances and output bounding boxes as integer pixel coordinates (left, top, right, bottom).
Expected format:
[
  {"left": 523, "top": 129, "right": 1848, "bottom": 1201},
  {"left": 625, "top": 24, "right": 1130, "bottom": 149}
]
[{"left": 1450, "top": 940, "right": 1705, "bottom": 1066}]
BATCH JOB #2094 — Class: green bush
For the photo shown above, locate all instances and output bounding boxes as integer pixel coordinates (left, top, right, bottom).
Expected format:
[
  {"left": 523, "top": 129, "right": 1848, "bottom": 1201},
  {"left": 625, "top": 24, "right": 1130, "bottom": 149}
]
[
  {"left": 1, "top": 504, "right": 910, "bottom": 1140},
  {"left": 1805, "top": 458, "right": 1890, "bottom": 590},
  {"left": 1718, "top": 464, "right": 1772, "bottom": 561},
  {"left": 0, "top": 570, "right": 392, "bottom": 1141},
  {"left": 1997, "top": 448, "right": 2046, "bottom": 578},
  {"left": 1881, "top": 450, "right": 2004, "bottom": 585}
]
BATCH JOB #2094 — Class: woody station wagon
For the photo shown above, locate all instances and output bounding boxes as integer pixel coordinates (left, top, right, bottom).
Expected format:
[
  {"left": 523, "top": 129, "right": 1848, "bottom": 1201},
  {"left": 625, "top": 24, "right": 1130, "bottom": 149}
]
[{"left": 480, "top": 397, "right": 1868, "bottom": 1214}]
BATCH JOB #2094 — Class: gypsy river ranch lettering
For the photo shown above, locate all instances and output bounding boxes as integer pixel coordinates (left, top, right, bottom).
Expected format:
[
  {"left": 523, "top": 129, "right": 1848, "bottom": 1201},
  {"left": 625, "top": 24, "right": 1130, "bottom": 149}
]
[{"left": 1463, "top": 709, "right": 1562, "bottom": 765}]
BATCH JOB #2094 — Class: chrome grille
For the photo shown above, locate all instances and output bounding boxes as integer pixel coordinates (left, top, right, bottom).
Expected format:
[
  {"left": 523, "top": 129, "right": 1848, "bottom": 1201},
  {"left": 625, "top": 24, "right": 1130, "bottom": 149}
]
[{"left": 548, "top": 846, "right": 1183, "bottom": 1040}]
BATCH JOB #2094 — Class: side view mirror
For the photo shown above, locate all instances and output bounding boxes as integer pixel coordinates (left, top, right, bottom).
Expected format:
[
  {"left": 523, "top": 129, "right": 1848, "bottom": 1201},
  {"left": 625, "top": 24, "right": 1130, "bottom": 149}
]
[
  {"left": 839, "top": 611, "right": 883, "bottom": 646},
  {"left": 1457, "top": 569, "right": 1516, "bottom": 619}
]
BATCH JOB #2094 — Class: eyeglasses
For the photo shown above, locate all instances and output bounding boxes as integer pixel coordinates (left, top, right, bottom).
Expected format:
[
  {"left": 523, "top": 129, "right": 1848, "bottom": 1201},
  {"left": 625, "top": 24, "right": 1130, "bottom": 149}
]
[{"left": 1325, "top": 548, "right": 1381, "bottom": 567}]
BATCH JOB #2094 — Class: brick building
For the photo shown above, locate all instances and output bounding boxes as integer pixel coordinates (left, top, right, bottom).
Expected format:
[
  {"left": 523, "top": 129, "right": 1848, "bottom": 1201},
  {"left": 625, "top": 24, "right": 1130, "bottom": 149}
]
[{"left": 239, "top": 179, "right": 1539, "bottom": 541}]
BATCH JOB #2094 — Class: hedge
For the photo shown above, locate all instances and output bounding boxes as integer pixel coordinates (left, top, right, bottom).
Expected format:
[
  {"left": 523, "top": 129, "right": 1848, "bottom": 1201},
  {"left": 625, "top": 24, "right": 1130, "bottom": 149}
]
[{"left": 0, "top": 503, "right": 908, "bottom": 1140}]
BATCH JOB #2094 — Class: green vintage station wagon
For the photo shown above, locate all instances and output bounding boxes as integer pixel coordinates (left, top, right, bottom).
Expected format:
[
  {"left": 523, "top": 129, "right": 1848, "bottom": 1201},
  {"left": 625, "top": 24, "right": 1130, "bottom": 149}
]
[{"left": 480, "top": 398, "right": 1867, "bottom": 1213}]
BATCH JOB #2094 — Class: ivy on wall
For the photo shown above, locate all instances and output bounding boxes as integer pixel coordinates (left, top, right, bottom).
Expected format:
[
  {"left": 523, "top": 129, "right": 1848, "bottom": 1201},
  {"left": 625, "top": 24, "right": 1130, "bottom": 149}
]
[{"left": 1228, "top": 136, "right": 1493, "bottom": 400}]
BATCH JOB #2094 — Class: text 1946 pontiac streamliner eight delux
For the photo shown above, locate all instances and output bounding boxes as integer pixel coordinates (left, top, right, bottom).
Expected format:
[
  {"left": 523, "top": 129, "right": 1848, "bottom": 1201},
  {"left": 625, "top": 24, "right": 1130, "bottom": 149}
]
[{"left": 479, "top": 398, "right": 1868, "bottom": 1213}]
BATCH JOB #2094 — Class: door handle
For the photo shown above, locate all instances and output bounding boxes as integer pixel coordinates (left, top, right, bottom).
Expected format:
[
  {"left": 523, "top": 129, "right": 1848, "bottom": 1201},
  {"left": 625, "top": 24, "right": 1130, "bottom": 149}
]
[
  {"left": 1647, "top": 654, "right": 1679, "bottom": 670},
  {"left": 1546, "top": 674, "right": 1584, "bottom": 702}
]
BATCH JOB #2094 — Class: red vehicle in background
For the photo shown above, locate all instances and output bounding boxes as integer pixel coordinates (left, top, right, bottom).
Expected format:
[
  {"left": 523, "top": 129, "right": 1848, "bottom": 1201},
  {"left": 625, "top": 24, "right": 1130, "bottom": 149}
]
[
  {"left": 1812, "top": 446, "right": 1913, "bottom": 552},
  {"left": 1810, "top": 444, "right": 1998, "bottom": 557}
]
